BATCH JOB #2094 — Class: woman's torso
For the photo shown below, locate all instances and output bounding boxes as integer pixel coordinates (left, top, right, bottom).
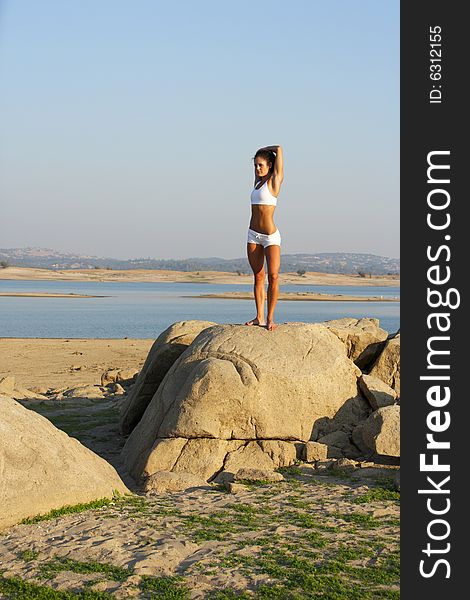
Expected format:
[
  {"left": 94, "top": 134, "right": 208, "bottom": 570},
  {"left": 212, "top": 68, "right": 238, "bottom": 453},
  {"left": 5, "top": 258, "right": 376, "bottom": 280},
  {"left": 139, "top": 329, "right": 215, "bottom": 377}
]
[{"left": 249, "top": 177, "right": 281, "bottom": 235}]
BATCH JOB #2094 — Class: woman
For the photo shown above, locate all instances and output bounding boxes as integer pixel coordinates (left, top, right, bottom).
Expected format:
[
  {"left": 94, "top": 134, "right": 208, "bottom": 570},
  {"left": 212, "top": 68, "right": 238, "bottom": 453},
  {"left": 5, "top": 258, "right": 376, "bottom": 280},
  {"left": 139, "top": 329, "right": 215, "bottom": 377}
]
[{"left": 245, "top": 145, "right": 284, "bottom": 331}]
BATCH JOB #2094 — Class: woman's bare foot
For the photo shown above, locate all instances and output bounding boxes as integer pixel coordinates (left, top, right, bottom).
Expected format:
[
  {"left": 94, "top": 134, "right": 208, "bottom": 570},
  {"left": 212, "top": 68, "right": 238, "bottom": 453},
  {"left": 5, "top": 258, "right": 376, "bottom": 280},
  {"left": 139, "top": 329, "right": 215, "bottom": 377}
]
[
  {"left": 245, "top": 317, "right": 266, "bottom": 326},
  {"left": 266, "top": 318, "right": 278, "bottom": 331}
]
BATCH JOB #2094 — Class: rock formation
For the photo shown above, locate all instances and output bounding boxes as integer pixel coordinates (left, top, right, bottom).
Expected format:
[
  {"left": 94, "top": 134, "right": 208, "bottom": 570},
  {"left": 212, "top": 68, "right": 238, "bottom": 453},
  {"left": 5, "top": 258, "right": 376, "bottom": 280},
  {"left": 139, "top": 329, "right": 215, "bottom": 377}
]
[
  {"left": 121, "top": 323, "right": 363, "bottom": 484},
  {"left": 119, "top": 320, "right": 216, "bottom": 435},
  {"left": 0, "top": 397, "right": 129, "bottom": 530},
  {"left": 368, "top": 333, "right": 400, "bottom": 395}
]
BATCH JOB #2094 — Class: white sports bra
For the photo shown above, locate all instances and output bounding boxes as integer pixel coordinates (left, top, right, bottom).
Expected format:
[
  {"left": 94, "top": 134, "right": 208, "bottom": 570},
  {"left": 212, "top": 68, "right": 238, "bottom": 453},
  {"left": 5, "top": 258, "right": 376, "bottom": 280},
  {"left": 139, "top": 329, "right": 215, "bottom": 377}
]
[{"left": 250, "top": 180, "right": 278, "bottom": 206}]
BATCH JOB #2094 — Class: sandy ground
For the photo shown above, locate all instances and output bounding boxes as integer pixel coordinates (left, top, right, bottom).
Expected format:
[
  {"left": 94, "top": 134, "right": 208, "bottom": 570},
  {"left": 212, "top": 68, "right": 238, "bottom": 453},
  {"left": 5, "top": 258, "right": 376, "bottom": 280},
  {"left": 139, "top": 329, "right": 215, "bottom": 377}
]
[
  {"left": 0, "top": 266, "right": 400, "bottom": 287},
  {"left": 0, "top": 338, "right": 154, "bottom": 390},
  {"left": 185, "top": 291, "right": 399, "bottom": 302},
  {"left": 0, "top": 339, "right": 400, "bottom": 597}
]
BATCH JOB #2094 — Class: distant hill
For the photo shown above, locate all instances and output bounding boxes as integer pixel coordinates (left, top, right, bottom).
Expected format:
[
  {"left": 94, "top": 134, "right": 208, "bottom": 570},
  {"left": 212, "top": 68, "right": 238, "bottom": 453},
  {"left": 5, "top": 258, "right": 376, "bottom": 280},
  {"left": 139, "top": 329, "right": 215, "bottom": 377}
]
[{"left": 0, "top": 247, "right": 400, "bottom": 276}]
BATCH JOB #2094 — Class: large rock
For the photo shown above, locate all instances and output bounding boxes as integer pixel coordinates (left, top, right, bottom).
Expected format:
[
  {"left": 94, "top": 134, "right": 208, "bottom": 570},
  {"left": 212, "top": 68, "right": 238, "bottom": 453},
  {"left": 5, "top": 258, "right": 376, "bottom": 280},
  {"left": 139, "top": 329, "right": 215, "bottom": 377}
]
[
  {"left": 325, "top": 318, "right": 388, "bottom": 370},
  {"left": 355, "top": 405, "right": 400, "bottom": 457},
  {"left": 369, "top": 334, "right": 400, "bottom": 395},
  {"left": 122, "top": 323, "right": 361, "bottom": 482},
  {"left": 119, "top": 320, "right": 217, "bottom": 435},
  {"left": 0, "top": 397, "right": 129, "bottom": 530},
  {"left": 358, "top": 374, "right": 397, "bottom": 410}
]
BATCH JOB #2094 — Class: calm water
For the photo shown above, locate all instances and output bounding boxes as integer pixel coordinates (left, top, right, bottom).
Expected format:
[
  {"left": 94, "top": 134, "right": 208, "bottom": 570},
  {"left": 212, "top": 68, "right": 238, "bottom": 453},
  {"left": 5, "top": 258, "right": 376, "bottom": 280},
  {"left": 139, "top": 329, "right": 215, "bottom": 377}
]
[{"left": 0, "top": 279, "right": 400, "bottom": 338}]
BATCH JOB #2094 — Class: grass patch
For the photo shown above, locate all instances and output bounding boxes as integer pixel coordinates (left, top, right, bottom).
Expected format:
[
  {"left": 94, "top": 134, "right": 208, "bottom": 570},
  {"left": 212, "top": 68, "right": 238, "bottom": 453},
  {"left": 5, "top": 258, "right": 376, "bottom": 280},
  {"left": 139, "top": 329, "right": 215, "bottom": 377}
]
[
  {"left": 20, "top": 496, "right": 122, "bottom": 525},
  {"left": 332, "top": 512, "right": 381, "bottom": 529},
  {"left": 19, "top": 549, "right": 40, "bottom": 561},
  {"left": 352, "top": 488, "right": 400, "bottom": 504},
  {"left": 139, "top": 574, "right": 190, "bottom": 598},
  {"left": 0, "top": 574, "right": 113, "bottom": 599},
  {"left": 38, "top": 556, "right": 132, "bottom": 582}
]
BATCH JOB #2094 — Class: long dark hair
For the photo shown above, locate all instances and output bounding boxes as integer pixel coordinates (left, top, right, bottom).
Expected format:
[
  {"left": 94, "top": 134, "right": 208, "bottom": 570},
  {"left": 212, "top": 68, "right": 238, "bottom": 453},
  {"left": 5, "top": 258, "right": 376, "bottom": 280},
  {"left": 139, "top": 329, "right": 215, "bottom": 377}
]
[{"left": 253, "top": 149, "right": 276, "bottom": 173}]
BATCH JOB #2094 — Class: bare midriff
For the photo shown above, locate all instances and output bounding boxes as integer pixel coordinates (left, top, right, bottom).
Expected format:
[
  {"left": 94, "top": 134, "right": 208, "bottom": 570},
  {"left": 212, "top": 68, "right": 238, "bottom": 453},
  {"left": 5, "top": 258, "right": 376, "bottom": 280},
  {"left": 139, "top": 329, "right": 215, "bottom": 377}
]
[{"left": 249, "top": 205, "right": 277, "bottom": 235}]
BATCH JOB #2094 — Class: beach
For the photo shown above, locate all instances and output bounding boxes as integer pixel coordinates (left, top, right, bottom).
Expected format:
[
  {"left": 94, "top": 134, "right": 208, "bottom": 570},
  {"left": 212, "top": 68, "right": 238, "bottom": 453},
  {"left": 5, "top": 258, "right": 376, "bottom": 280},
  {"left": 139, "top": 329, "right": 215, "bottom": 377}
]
[{"left": 0, "top": 266, "right": 400, "bottom": 287}]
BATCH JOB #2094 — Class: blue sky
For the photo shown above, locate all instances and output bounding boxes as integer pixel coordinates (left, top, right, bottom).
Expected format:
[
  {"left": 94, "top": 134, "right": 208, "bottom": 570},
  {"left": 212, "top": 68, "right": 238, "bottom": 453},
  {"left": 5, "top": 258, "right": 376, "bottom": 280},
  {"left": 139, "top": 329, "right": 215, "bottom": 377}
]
[{"left": 0, "top": 0, "right": 399, "bottom": 260}]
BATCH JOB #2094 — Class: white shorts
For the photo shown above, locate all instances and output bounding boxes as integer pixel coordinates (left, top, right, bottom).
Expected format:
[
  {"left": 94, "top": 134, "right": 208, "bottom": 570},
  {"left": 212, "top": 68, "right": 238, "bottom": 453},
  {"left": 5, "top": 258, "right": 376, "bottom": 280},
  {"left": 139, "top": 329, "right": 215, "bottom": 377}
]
[{"left": 247, "top": 228, "right": 281, "bottom": 248}]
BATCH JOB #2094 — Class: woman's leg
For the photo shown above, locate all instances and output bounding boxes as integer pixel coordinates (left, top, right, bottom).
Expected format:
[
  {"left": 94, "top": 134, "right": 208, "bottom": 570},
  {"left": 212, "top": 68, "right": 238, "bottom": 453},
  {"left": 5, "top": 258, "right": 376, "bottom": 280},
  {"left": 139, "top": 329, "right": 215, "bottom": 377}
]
[
  {"left": 264, "top": 243, "right": 281, "bottom": 331},
  {"left": 245, "top": 242, "right": 266, "bottom": 326}
]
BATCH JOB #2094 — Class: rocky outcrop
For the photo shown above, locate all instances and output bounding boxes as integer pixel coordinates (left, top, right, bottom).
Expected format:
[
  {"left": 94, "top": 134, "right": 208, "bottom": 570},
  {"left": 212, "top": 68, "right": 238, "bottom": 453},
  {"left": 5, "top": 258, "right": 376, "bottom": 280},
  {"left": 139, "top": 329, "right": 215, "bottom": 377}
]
[
  {"left": 325, "top": 318, "right": 388, "bottom": 370},
  {"left": 353, "top": 405, "right": 400, "bottom": 457},
  {"left": 0, "top": 375, "right": 48, "bottom": 401},
  {"left": 121, "top": 323, "right": 361, "bottom": 483},
  {"left": 0, "top": 397, "right": 129, "bottom": 530},
  {"left": 119, "top": 320, "right": 216, "bottom": 435},
  {"left": 358, "top": 374, "right": 398, "bottom": 410},
  {"left": 369, "top": 333, "right": 400, "bottom": 395}
]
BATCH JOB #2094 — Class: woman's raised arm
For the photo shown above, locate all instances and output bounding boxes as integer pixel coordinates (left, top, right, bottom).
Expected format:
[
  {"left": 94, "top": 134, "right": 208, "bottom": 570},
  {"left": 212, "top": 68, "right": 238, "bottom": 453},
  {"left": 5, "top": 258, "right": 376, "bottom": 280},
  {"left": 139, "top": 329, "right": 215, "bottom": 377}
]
[{"left": 260, "top": 145, "right": 283, "bottom": 180}]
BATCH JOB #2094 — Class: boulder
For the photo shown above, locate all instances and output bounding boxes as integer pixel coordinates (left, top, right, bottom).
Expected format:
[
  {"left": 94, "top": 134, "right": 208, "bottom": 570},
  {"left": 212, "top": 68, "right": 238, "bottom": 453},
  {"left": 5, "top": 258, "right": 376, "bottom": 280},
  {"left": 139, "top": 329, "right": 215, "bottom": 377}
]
[
  {"left": 143, "top": 471, "right": 207, "bottom": 493},
  {"left": 122, "top": 322, "right": 361, "bottom": 482},
  {"left": 325, "top": 318, "right": 388, "bottom": 370},
  {"left": 358, "top": 374, "right": 398, "bottom": 410},
  {"left": 101, "top": 368, "right": 139, "bottom": 387},
  {"left": 369, "top": 334, "right": 400, "bottom": 395},
  {"left": 119, "top": 320, "right": 217, "bottom": 435},
  {"left": 64, "top": 385, "right": 105, "bottom": 399},
  {"left": 302, "top": 441, "right": 329, "bottom": 462},
  {"left": 0, "top": 397, "right": 129, "bottom": 530},
  {"left": 355, "top": 405, "right": 400, "bottom": 457},
  {"left": 312, "top": 395, "right": 371, "bottom": 438},
  {"left": 234, "top": 468, "right": 284, "bottom": 483}
]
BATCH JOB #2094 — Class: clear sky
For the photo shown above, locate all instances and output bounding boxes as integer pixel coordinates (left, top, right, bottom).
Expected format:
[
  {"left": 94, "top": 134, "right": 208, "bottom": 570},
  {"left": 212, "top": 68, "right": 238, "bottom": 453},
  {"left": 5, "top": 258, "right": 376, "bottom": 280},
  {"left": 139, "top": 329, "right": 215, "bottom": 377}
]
[{"left": 0, "top": 0, "right": 399, "bottom": 260}]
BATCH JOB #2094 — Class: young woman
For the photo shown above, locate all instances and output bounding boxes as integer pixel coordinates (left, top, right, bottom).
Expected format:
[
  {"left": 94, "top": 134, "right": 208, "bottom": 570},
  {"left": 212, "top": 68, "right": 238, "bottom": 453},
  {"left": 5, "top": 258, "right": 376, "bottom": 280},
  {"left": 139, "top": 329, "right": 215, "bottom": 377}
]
[{"left": 245, "top": 145, "right": 284, "bottom": 331}]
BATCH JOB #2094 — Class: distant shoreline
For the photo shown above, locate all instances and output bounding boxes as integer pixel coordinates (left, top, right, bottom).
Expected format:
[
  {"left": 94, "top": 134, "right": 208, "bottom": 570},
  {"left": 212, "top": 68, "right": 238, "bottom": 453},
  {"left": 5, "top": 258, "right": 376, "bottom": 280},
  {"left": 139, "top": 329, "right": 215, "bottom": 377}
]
[
  {"left": 184, "top": 292, "right": 399, "bottom": 302},
  {"left": 0, "top": 266, "right": 400, "bottom": 287},
  {"left": 0, "top": 292, "right": 108, "bottom": 299}
]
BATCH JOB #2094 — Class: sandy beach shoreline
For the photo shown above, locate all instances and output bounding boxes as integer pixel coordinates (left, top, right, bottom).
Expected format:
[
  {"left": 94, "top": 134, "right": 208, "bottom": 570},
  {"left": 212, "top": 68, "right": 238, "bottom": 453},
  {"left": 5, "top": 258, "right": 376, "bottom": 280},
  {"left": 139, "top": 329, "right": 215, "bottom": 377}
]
[
  {"left": 0, "top": 292, "right": 108, "bottom": 298},
  {"left": 0, "top": 335, "right": 399, "bottom": 598},
  {"left": 0, "top": 266, "right": 400, "bottom": 287},
  {"left": 185, "top": 291, "right": 399, "bottom": 302}
]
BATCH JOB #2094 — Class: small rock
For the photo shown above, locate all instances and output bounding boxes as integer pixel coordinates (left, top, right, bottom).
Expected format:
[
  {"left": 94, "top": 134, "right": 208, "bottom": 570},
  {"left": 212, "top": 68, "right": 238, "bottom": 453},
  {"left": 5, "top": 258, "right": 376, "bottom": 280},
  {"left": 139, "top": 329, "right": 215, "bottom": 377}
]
[
  {"left": 315, "top": 460, "right": 335, "bottom": 471},
  {"left": 359, "top": 374, "right": 397, "bottom": 410},
  {"left": 225, "top": 482, "right": 247, "bottom": 494},
  {"left": 360, "top": 405, "right": 400, "bottom": 457},
  {"left": 101, "top": 369, "right": 121, "bottom": 386},
  {"left": 12, "top": 386, "right": 48, "bottom": 400},
  {"left": 302, "top": 441, "right": 329, "bottom": 462},
  {"left": 234, "top": 468, "right": 284, "bottom": 483},
  {"left": 29, "top": 386, "right": 50, "bottom": 395},
  {"left": 116, "top": 369, "right": 139, "bottom": 385},
  {"left": 332, "top": 458, "right": 357, "bottom": 471},
  {"left": 64, "top": 385, "right": 105, "bottom": 399},
  {"left": 107, "top": 383, "right": 126, "bottom": 395}
]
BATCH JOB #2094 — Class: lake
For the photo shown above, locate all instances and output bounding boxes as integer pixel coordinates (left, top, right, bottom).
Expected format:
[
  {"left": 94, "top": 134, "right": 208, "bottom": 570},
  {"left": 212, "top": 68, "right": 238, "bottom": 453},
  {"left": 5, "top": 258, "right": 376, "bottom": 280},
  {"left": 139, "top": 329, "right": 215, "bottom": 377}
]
[{"left": 0, "top": 279, "right": 400, "bottom": 338}]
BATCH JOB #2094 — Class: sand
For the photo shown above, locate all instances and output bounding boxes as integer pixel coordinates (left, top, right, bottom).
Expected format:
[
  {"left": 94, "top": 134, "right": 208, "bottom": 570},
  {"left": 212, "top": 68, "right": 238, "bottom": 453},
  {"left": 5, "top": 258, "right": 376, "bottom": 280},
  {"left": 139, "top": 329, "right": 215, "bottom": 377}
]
[
  {"left": 185, "top": 291, "right": 399, "bottom": 302},
  {"left": 0, "top": 338, "right": 400, "bottom": 597},
  {"left": 0, "top": 338, "right": 153, "bottom": 390},
  {"left": 0, "top": 266, "right": 400, "bottom": 287}
]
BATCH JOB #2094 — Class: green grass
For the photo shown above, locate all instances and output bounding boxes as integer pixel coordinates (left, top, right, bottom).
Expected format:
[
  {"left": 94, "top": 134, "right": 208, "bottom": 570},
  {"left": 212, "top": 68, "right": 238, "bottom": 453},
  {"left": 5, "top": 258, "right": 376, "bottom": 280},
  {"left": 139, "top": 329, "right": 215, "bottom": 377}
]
[
  {"left": 332, "top": 512, "right": 382, "bottom": 529},
  {"left": 20, "top": 496, "right": 122, "bottom": 525},
  {"left": 0, "top": 574, "right": 113, "bottom": 599},
  {"left": 38, "top": 557, "right": 132, "bottom": 582},
  {"left": 139, "top": 574, "right": 190, "bottom": 598},
  {"left": 352, "top": 487, "right": 400, "bottom": 504},
  {"left": 19, "top": 549, "right": 40, "bottom": 561}
]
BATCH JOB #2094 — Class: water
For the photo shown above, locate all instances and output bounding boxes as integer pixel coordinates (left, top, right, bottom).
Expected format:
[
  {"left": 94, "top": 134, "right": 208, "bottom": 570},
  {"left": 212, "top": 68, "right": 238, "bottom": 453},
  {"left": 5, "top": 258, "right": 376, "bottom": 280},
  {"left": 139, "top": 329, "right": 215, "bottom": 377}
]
[{"left": 0, "top": 279, "right": 400, "bottom": 338}]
